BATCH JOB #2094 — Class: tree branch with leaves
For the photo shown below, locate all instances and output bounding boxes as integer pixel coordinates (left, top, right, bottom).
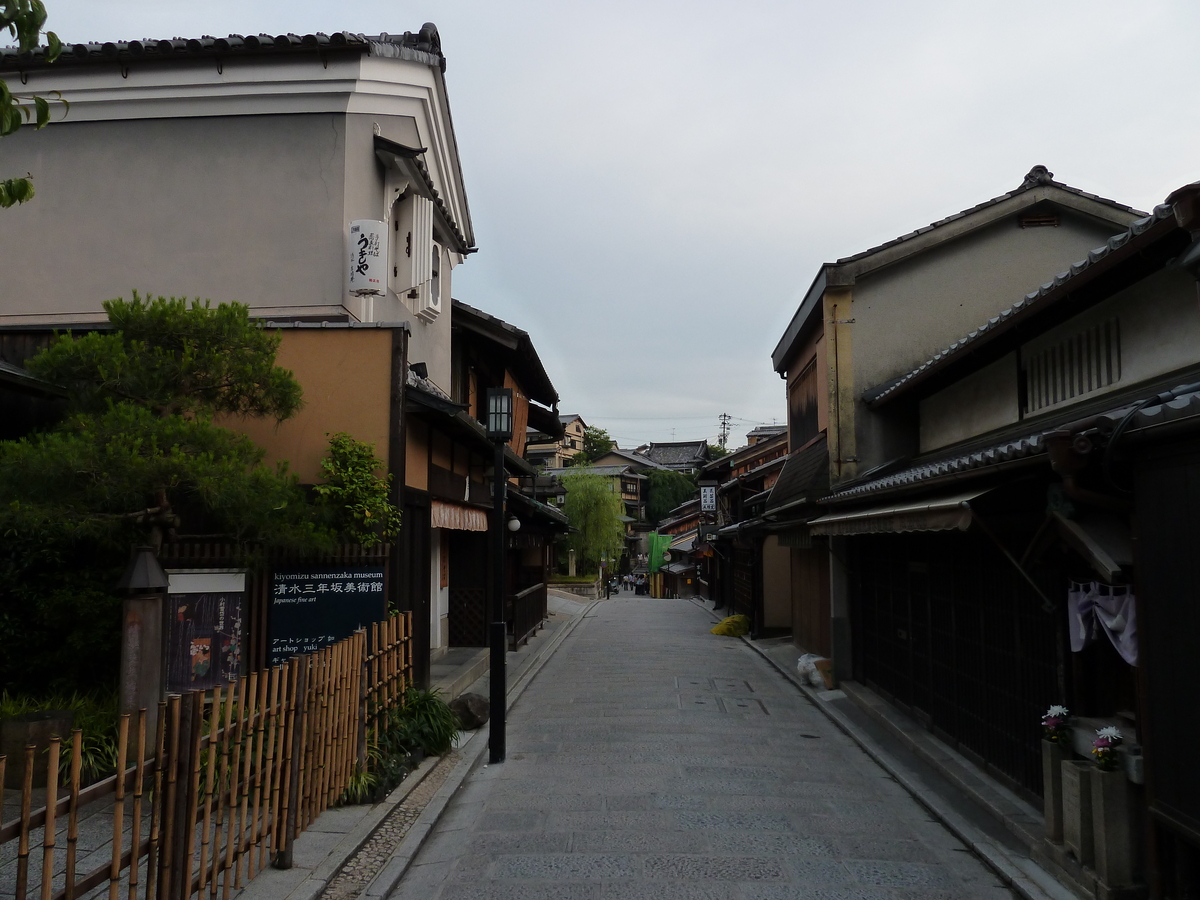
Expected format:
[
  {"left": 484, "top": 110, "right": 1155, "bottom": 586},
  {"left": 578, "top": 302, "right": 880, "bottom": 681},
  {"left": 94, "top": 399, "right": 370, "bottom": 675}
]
[{"left": 1, "top": 0, "right": 67, "bottom": 207}]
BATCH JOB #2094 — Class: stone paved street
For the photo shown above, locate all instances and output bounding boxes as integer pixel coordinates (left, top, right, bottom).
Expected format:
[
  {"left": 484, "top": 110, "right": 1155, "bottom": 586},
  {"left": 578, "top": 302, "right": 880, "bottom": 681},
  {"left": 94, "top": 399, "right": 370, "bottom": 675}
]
[{"left": 388, "top": 596, "right": 1016, "bottom": 899}]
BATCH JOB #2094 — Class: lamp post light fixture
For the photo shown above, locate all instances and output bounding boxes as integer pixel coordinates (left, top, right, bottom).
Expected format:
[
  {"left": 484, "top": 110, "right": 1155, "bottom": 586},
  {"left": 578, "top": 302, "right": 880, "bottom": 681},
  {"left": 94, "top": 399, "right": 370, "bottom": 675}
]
[{"left": 485, "top": 387, "right": 514, "bottom": 764}]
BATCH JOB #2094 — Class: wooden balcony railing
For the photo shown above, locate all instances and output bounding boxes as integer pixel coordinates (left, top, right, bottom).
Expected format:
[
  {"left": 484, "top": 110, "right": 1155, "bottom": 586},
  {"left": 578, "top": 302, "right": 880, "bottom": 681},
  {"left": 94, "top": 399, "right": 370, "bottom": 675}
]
[{"left": 506, "top": 583, "right": 546, "bottom": 651}]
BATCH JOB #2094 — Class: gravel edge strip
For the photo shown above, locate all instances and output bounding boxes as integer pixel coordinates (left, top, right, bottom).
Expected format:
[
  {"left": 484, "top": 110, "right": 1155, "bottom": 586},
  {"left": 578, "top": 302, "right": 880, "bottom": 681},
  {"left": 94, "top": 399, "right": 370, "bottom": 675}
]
[{"left": 319, "top": 751, "right": 462, "bottom": 900}]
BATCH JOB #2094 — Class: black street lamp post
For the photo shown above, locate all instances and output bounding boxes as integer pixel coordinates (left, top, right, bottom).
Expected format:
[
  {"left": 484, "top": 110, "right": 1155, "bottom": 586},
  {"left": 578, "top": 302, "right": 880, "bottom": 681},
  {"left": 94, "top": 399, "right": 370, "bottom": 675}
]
[{"left": 485, "top": 387, "right": 514, "bottom": 764}]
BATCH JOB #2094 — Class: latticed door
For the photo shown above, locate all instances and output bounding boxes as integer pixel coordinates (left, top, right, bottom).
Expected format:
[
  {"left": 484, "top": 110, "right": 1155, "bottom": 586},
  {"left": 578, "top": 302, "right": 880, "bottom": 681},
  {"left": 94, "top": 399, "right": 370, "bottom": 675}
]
[
  {"left": 448, "top": 530, "right": 489, "bottom": 647},
  {"left": 851, "top": 530, "right": 1062, "bottom": 797}
]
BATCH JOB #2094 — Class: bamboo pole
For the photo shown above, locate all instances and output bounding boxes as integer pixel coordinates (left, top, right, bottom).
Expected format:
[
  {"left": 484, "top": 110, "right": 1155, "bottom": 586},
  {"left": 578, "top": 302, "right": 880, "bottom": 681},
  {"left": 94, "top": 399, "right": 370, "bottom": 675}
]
[
  {"left": 354, "top": 633, "right": 366, "bottom": 781},
  {"left": 107, "top": 716, "right": 130, "bottom": 900},
  {"left": 405, "top": 612, "right": 413, "bottom": 689},
  {"left": 387, "top": 618, "right": 397, "bottom": 710},
  {"left": 276, "top": 658, "right": 306, "bottom": 870},
  {"left": 157, "top": 697, "right": 181, "bottom": 900},
  {"left": 268, "top": 660, "right": 293, "bottom": 868},
  {"left": 15, "top": 744, "right": 34, "bottom": 900},
  {"left": 198, "top": 688, "right": 220, "bottom": 893},
  {"left": 316, "top": 648, "right": 333, "bottom": 813},
  {"left": 259, "top": 666, "right": 282, "bottom": 871},
  {"left": 367, "top": 623, "right": 379, "bottom": 732},
  {"left": 296, "top": 659, "right": 312, "bottom": 835},
  {"left": 181, "top": 695, "right": 204, "bottom": 899},
  {"left": 234, "top": 672, "right": 257, "bottom": 890},
  {"left": 355, "top": 631, "right": 368, "bottom": 777},
  {"left": 40, "top": 736, "right": 61, "bottom": 900},
  {"left": 127, "top": 711, "right": 147, "bottom": 900},
  {"left": 211, "top": 685, "right": 234, "bottom": 900},
  {"left": 342, "top": 636, "right": 353, "bottom": 792},
  {"left": 0, "top": 754, "right": 5, "bottom": 827},
  {"left": 299, "top": 657, "right": 315, "bottom": 829},
  {"left": 64, "top": 730, "right": 82, "bottom": 900},
  {"left": 247, "top": 670, "right": 268, "bottom": 878},
  {"left": 146, "top": 700, "right": 167, "bottom": 900},
  {"left": 331, "top": 641, "right": 347, "bottom": 805},
  {"left": 223, "top": 677, "right": 247, "bottom": 897}
]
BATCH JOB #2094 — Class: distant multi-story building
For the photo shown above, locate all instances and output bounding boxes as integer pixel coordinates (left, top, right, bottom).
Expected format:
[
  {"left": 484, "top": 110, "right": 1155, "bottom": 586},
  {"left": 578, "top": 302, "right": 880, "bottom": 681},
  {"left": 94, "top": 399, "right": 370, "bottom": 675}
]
[{"left": 526, "top": 413, "right": 587, "bottom": 468}]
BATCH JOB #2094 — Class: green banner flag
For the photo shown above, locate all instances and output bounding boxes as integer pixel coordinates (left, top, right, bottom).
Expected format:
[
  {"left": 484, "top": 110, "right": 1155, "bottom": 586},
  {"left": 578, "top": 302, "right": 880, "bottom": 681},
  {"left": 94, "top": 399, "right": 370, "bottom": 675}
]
[{"left": 648, "top": 531, "right": 673, "bottom": 573}]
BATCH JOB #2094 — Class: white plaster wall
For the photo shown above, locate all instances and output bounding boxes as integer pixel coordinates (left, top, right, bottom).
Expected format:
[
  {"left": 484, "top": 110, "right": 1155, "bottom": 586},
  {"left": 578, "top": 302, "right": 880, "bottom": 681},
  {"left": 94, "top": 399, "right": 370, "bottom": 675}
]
[
  {"left": 920, "top": 352, "right": 1020, "bottom": 452},
  {"left": 430, "top": 528, "right": 449, "bottom": 652},
  {"left": 849, "top": 210, "right": 1136, "bottom": 473},
  {"left": 1021, "top": 267, "right": 1200, "bottom": 410},
  {"left": 915, "top": 267, "right": 1200, "bottom": 451},
  {"left": 853, "top": 211, "right": 1129, "bottom": 388},
  {"left": 0, "top": 114, "right": 348, "bottom": 322},
  {"left": 341, "top": 112, "right": 456, "bottom": 395}
]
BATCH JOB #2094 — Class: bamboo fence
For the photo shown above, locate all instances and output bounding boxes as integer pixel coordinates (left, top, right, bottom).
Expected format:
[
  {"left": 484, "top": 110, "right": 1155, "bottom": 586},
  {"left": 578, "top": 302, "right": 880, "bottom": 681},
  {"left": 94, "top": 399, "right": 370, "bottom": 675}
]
[{"left": 0, "top": 612, "right": 412, "bottom": 900}]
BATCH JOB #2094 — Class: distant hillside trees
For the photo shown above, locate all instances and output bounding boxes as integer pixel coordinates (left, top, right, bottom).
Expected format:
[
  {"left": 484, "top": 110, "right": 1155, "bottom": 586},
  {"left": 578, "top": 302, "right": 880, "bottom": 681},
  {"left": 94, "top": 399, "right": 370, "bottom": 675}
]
[{"left": 645, "top": 469, "right": 697, "bottom": 523}]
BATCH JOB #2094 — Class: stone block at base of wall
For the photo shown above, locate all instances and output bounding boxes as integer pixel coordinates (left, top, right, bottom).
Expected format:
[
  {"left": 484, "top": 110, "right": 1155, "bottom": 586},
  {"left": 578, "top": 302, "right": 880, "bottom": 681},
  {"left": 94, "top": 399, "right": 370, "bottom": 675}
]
[{"left": 548, "top": 580, "right": 601, "bottom": 600}]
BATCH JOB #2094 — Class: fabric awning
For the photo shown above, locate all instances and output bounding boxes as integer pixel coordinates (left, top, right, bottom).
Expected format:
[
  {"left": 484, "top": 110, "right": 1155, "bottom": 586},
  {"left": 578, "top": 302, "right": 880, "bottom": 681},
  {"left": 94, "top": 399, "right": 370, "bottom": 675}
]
[
  {"left": 808, "top": 488, "right": 990, "bottom": 536},
  {"left": 430, "top": 499, "right": 488, "bottom": 532}
]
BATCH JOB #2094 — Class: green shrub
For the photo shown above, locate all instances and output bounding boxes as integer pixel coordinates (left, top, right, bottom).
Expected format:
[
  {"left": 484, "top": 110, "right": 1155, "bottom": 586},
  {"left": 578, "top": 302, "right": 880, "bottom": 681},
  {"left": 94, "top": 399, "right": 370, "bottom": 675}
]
[
  {"left": 0, "top": 689, "right": 120, "bottom": 785},
  {"left": 341, "top": 687, "right": 460, "bottom": 805},
  {"left": 389, "top": 688, "right": 459, "bottom": 757}
]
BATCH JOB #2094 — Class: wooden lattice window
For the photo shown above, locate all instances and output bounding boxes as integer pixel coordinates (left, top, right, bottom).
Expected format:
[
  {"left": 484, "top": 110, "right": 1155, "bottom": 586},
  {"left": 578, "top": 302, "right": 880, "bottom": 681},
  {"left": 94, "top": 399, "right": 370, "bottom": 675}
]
[
  {"left": 1023, "top": 319, "right": 1120, "bottom": 414},
  {"left": 789, "top": 358, "right": 820, "bottom": 448}
]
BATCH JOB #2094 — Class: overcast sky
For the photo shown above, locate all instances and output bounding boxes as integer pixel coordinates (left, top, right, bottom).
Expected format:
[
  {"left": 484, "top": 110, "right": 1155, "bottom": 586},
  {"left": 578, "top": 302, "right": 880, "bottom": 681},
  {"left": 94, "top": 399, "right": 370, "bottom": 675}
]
[{"left": 39, "top": 1, "right": 1200, "bottom": 448}]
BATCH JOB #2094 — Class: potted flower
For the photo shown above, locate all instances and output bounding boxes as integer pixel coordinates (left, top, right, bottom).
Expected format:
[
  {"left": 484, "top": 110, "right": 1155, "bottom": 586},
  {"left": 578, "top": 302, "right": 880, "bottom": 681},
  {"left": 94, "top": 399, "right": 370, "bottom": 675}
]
[
  {"left": 1040, "top": 705, "right": 1071, "bottom": 842},
  {"left": 1090, "top": 726, "right": 1134, "bottom": 888},
  {"left": 1091, "top": 726, "right": 1122, "bottom": 770},
  {"left": 1042, "top": 705, "right": 1071, "bottom": 744}
]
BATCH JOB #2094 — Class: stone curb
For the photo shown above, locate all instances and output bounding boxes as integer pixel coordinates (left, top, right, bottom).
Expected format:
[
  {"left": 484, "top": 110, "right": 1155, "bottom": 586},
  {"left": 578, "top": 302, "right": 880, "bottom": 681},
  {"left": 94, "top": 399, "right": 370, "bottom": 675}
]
[
  {"left": 359, "top": 600, "right": 597, "bottom": 899},
  {"left": 689, "top": 598, "right": 1078, "bottom": 900}
]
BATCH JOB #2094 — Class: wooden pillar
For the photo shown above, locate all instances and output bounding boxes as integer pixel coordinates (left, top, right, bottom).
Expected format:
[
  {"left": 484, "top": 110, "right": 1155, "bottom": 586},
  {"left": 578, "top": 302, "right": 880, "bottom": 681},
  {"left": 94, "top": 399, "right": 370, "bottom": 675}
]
[{"left": 120, "top": 594, "right": 164, "bottom": 745}]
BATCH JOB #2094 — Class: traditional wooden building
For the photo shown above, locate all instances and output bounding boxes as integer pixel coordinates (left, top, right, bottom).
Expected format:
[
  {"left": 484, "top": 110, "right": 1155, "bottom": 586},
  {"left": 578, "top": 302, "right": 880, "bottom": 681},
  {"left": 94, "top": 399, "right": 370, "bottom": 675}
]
[
  {"left": 771, "top": 165, "right": 1146, "bottom": 680},
  {"left": 819, "top": 183, "right": 1200, "bottom": 897}
]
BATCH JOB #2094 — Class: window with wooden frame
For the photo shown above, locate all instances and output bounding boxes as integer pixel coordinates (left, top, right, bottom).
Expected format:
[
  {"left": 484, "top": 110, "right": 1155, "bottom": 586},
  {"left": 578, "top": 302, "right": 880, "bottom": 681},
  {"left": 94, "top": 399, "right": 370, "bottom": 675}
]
[{"left": 789, "top": 358, "right": 820, "bottom": 448}]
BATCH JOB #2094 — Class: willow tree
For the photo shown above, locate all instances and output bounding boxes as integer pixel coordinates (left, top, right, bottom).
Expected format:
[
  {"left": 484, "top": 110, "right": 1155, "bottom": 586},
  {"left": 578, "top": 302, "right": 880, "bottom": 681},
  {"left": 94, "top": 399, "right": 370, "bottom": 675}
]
[{"left": 560, "top": 471, "right": 625, "bottom": 572}]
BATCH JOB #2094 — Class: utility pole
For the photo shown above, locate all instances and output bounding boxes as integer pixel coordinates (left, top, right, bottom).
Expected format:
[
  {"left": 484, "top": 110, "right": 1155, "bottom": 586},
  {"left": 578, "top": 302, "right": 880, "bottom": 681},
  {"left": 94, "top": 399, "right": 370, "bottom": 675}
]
[{"left": 717, "top": 413, "right": 731, "bottom": 449}]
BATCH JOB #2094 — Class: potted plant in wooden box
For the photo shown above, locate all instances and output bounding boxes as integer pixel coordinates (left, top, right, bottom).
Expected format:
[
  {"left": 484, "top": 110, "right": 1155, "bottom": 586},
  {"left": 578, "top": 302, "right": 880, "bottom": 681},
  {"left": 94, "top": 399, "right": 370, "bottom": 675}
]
[{"left": 1041, "top": 705, "right": 1071, "bottom": 842}]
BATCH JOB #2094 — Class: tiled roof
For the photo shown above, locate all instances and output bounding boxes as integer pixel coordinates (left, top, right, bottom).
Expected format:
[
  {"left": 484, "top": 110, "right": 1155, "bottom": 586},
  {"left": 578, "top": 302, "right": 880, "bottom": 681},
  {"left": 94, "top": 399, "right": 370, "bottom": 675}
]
[
  {"left": 836, "top": 166, "right": 1147, "bottom": 267},
  {"left": 865, "top": 203, "right": 1178, "bottom": 407},
  {"left": 376, "top": 137, "right": 474, "bottom": 254},
  {"left": 764, "top": 435, "right": 829, "bottom": 513},
  {"left": 0, "top": 26, "right": 446, "bottom": 71},
  {"left": 827, "top": 378, "right": 1200, "bottom": 503},
  {"left": 772, "top": 167, "right": 1147, "bottom": 374},
  {"left": 598, "top": 447, "right": 663, "bottom": 470},
  {"left": 645, "top": 441, "right": 708, "bottom": 467},
  {"left": 825, "top": 432, "right": 1048, "bottom": 502},
  {"left": 451, "top": 299, "right": 557, "bottom": 406},
  {"left": 746, "top": 424, "right": 787, "bottom": 439}
]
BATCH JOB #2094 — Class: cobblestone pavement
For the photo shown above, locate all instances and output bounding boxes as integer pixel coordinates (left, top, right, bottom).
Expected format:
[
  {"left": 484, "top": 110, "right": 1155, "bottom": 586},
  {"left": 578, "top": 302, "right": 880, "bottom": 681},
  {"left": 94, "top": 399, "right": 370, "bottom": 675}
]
[
  {"left": 318, "top": 751, "right": 462, "bottom": 900},
  {"left": 388, "top": 596, "right": 1016, "bottom": 900}
]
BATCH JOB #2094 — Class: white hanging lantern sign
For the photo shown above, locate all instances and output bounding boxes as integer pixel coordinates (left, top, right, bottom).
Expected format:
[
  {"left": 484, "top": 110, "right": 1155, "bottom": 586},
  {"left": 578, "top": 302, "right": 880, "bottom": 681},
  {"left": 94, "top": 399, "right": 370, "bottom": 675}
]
[{"left": 347, "top": 220, "right": 387, "bottom": 295}]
